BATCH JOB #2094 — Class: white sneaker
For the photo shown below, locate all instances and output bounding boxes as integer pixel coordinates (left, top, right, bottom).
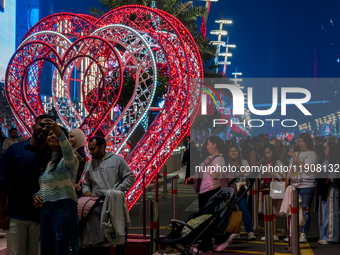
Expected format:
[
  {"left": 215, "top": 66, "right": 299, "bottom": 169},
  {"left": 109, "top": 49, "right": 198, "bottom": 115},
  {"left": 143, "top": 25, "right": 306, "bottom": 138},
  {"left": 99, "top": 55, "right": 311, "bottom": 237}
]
[
  {"left": 231, "top": 233, "right": 241, "bottom": 239},
  {"left": 283, "top": 237, "right": 289, "bottom": 242},
  {"left": 216, "top": 235, "right": 233, "bottom": 251},
  {"left": 248, "top": 232, "right": 256, "bottom": 240},
  {"left": 318, "top": 239, "right": 328, "bottom": 245},
  {"left": 299, "top": 233, "right": 307, "bottom": 243},
  {"left": 261, "top": 235, "right": 279, "bottom": 241},
  {"left": 192, "top": 248, "right": 213, "bottom": 254}
]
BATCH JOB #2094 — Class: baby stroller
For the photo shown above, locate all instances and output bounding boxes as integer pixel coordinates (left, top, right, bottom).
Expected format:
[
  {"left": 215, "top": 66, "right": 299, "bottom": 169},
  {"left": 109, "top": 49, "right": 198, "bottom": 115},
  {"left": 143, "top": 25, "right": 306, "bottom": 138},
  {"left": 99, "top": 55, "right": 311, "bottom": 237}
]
[{"left": 154, "top": 175, "right": 257, "bottom": 255}]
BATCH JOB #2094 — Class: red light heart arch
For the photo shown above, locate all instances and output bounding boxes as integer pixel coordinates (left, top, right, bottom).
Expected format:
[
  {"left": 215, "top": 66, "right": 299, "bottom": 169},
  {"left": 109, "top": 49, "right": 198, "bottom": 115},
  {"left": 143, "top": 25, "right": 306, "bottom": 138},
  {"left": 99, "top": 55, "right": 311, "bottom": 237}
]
[{"left": 5, "top": 5, "right": 203, "bottom": 209}]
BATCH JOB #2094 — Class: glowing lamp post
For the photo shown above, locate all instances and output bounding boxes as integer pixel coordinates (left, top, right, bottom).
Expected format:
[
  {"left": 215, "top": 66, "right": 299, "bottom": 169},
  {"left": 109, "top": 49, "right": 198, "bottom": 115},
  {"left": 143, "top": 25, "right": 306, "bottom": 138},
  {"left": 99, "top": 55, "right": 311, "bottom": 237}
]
[
  {"left": 219, "top": 43, "right": 236, "bottom": 75},
  {"left": 210, "top": 13, "right": 232, "bottom": 73}
]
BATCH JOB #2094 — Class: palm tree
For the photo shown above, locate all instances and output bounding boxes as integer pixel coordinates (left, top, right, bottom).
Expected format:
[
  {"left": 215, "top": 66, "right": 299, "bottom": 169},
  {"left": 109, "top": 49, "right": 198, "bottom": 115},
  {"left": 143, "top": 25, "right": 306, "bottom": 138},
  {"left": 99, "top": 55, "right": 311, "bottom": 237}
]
[
  {"left": 89, "top": 0, "right": 224, "bottom": 111},
  {"left": 89, "top": 0, "right": 216, "bottom": 64},
  {"left": 90, "top": 1, "right": 236, "bottom": 142}
]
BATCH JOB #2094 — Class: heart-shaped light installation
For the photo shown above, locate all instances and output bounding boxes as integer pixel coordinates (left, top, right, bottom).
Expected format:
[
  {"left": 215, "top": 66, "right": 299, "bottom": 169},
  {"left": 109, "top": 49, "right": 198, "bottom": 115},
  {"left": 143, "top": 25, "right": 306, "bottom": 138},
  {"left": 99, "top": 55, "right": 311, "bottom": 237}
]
[{"left": 5, "top": 5, "right": 203, "bottom": 209}]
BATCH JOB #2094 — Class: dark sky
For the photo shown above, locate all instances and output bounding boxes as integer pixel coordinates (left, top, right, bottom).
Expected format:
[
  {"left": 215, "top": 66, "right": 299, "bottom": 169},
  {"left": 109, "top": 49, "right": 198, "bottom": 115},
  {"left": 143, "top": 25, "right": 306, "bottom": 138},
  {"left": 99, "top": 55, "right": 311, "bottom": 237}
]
[
  {"left": 201, "top": 0, "right": 340, "bottom": 78},
  {"left": 40, "top": 0, "right": 340, "bottom": 78},
  {"left": 197, "top": 0, "right": 340, "bottom": 134},
  {"left": 35, "top": 0, "right": 340, "bottom": 131}
]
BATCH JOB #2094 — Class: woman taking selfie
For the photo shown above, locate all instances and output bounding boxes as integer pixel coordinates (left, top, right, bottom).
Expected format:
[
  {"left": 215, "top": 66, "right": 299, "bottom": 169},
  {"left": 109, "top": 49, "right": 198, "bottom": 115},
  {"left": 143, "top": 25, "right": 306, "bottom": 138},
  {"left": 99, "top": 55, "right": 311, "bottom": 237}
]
[
  {"left": 33, "top": 119, "right": 79, "bottom": 255},
  {"left": 286, "top": 133, "right": 318, "bottom": 243}
]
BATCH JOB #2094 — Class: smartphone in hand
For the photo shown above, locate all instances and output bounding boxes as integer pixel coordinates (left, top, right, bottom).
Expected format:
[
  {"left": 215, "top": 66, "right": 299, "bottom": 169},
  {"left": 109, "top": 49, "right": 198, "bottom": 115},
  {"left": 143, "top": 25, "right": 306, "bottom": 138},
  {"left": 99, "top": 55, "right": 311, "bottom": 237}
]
[{"left": 47, "top": 108, "right": 57, "bottom": 121}]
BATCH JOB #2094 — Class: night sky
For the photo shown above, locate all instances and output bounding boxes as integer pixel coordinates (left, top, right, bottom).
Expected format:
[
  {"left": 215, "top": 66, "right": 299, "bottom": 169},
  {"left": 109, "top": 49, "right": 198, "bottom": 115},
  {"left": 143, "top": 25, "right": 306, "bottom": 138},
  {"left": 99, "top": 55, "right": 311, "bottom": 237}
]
[
  {"left": 201, "top": 0, "right": 340, "bottom": 78},
  {"left": 198, "top": 0, "right": 340, "bottom": 132},
  {"left": 12, "top": 0, "right": 340, "bottom": 134}
]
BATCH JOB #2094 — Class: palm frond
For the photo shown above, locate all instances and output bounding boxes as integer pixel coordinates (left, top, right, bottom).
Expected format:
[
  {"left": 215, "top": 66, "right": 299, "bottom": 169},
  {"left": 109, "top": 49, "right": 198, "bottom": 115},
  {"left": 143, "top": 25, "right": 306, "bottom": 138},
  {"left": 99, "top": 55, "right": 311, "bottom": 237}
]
[
  {"left": 88, "top": 7, "right": 105, "bottom": 18},
  {"left": 172, "top": 1, "right": 193, "bottom": 17},
  {"left": 98, "top": 0, "right": 128, "bottom": 10},
  {"left": 160, "top": 0, "right": 180, "bottom": 13},
  {"left": 90, "top": 0, "right": 227, "bottom": 83}
]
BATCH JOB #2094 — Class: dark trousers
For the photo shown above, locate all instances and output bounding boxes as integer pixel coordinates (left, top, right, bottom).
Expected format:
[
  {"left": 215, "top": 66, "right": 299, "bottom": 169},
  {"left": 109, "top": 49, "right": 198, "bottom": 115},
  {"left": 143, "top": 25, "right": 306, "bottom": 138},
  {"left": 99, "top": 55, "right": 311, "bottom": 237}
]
[
  {"left": 40, "top": 199, "right": 79, "bottom": 255},
  {"left": 197, "top": 187, "right": 221, "bottom": 251},
  {"left": 198, "top": 187, "right": 221, "bottom": 212}
]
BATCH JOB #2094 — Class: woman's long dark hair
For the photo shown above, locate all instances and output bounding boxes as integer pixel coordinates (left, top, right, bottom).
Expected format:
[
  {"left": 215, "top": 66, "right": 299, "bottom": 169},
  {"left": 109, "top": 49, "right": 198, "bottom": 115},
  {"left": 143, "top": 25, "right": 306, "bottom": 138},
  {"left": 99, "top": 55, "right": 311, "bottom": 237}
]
[
  {"left": 40, "top": 148, "right": 64, "bottom": 174},
  {"left": 264, "top": 144, "right": 281, "bottom": 166},
  {"left": 208, "top": 136, "right": 224, "bottom": 154},
  {"left": 297, "top": 133, "right": 315, "bottom": 152},
  {"left": 226, "top": 145, "right": 242, "bottom": 166},
  {"left": 40, "top": 126, "right": 68, "bottom": 174},
  {"left": 208, "top": 136, "right": 228, "bottom": 163}
]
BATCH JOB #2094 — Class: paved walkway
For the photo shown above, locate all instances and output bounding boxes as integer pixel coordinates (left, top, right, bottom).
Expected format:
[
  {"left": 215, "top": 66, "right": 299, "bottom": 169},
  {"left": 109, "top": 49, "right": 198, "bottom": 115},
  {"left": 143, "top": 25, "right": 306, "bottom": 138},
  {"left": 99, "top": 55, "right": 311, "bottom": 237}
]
[{"left": 0, "top": 167, "right": 338, "bottom": 254}]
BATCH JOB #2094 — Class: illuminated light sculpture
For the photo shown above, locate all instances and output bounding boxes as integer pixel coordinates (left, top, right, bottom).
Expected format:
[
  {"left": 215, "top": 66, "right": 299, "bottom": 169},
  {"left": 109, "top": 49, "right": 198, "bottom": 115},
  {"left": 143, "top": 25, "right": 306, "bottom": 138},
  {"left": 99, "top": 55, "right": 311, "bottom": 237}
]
[
  {"left": 200, "top": 0, "right": 219, "bottom": 37},
  {"left": 5, "top": 5, "right": 203, "bottom": 210}
]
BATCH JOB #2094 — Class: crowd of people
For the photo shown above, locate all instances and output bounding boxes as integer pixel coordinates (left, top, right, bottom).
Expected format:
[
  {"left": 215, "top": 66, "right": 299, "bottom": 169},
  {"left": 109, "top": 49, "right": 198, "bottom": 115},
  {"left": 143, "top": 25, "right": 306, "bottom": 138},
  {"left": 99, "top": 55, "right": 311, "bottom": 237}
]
[
  {"left": 1, "top": 116, "right": 340, "bottom": 254},
  {"left": 0, "top": 116, "right": 134, "bottom": 255},
  {"left": 184, "top": 132, "right": 340, "bottom": 252}
]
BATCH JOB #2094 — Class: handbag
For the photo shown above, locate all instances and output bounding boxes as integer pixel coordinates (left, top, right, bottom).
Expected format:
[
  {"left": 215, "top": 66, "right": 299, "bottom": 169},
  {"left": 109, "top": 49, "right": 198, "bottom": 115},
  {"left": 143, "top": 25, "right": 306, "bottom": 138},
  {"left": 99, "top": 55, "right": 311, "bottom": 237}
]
[
  {"left": 226, "top": 211, "right": 242, "bottom": 233},
  {"left": 270, "top": 181, "right": 285, "bottom": 199},
  {"left": 259, "top": 181, "right": 270, "bottom": 193}
]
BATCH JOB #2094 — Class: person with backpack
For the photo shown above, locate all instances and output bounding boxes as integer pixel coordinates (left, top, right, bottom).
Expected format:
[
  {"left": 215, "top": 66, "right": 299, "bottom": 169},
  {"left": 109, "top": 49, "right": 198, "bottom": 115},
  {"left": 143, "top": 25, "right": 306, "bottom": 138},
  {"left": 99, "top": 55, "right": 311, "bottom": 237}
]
[{"left": 185, "top": 136, "right": 225, "bottom": 253}]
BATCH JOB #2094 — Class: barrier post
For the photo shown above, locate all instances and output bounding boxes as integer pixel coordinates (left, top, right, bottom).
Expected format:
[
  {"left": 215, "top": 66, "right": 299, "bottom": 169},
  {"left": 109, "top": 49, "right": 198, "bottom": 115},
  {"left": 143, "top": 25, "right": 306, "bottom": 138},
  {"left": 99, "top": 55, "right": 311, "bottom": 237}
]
[
  {"left": 149, "top": 200, "right": 159, "bottom": 255},
  {"left": 155, "top": 170, "right": 158, "bottom": 203},
  {"left": 291, "top": 190, "right": 300, "bottom": 255},
  {"left": 264, "top": 195, "right": 274, "bottom": 255},
  {"left": 163, "top": 165, "right": 168, "bottom": 198},
  {"left": 143, "top": 173, "right": 146, "bottom": 239},
  {"left": 252, "top": 178, "right": 259, "bottom": 230},
  {"left": 171, "top": 177, "right": 178, "bottom": 219},
  {"left": 285, "top": 215, "right": 292, "bottom": 251}
]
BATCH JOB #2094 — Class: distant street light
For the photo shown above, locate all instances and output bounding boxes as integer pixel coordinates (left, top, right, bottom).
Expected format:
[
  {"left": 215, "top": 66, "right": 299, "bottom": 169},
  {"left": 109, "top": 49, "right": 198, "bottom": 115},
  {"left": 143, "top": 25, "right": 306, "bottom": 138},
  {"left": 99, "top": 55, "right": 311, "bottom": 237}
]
[
  {"left": 209, "top": 10, "right": 233, "bottom": 74},
  {"left": 220, "top": 43, "right": 236, "bottom": 75}
]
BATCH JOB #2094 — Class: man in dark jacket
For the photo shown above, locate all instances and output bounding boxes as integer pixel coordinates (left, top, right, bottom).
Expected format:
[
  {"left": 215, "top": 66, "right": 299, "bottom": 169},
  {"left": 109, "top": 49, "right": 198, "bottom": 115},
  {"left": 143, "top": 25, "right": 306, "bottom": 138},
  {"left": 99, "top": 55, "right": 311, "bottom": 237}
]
[{"left": 0, "top": 115, "right": 49, "bottom": 255}]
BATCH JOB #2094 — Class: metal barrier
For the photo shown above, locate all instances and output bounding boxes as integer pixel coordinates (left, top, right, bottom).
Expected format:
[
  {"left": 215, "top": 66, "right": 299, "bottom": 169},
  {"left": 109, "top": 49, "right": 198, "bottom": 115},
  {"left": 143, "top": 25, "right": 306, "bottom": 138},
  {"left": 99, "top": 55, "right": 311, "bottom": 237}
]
[
  {"left": 149, "top": 200, "right": 159, "bottom": 255},
  {"left": 285, "top": 190, "right": 300, "bottom": 254},
  {"left": 291, "top": 190, "right": 299, "bottom": 255},
  {"left": 164, "top": 147, "right": 185, "bottom": 174},
  {"left": 171, "top": 177, "right": 178, "bottom": 219},
  {"left": 264, "top": 195, "right": 274, "bottom": 255},
  {"left": 252, "top": 178, "right": 259, "bottom": 230},
  {"left": 285, "top": 215, "right": 291, "bottom": 250}
]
